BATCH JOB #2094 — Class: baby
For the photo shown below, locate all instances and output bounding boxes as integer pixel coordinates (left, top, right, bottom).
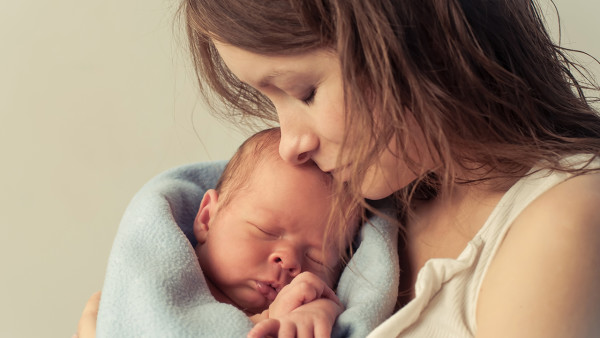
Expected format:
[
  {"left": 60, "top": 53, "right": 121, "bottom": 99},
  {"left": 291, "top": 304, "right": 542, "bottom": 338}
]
[{"left": 192, "top": 127, "right": 358, "bottom": 337}]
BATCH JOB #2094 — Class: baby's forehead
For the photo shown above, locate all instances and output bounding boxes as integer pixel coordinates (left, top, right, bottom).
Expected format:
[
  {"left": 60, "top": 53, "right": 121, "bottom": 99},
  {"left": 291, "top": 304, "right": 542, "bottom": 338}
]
[{"left": 248, "top": 156, "right": 331, "bottom": 187}]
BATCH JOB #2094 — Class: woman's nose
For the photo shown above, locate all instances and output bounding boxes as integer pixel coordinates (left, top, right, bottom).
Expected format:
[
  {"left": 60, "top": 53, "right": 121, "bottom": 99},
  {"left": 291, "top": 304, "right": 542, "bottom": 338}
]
[
  {"left": 277, "top": 109, "right": 318, "bottom": 165},
  {"left": 270, "top": 250, "right": 301, "bottom": 278},
  {"left": 278, "top": 127, "right": 319, "bottom": 165}
]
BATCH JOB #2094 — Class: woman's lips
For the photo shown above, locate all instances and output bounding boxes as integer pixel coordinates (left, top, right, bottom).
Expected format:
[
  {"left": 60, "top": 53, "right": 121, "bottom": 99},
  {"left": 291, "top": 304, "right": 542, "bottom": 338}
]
[{"left": 255, "top": 281, "right": 278, "bottom": 302}]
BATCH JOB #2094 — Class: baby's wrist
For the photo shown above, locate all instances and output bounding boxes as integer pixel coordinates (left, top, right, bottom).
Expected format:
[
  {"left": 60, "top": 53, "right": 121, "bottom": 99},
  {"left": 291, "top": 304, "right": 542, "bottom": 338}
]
[{"left": 249, "top": 309, "right": 269, "bottom": 324}]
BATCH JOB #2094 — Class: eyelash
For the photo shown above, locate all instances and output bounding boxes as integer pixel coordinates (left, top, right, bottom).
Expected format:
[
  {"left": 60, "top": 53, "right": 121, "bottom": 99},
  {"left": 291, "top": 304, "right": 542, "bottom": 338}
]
[
  {"left": 252, "top": 223, "right": 325, "bottom": 265},
  {"left": 302, "top": 87, "right": 316, "bottom": 105},
  {"left": 307, "top": 254, "right": 324, "bottom": 266},
  {"left": 254, "top": 225, "right": 277, "bottom": 237}
]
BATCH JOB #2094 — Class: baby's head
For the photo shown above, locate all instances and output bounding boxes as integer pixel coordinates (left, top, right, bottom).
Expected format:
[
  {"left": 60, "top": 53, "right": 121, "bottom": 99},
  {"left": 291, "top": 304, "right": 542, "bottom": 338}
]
[{"left": 193, "top": 128, "right": 355, "bottom": 314}]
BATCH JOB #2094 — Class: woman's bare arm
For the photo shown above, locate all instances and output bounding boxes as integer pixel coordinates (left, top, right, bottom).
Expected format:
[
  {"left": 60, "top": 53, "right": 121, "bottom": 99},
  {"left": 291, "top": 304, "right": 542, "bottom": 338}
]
[{"left": 477, "top": 173, "right": 600, "bottom": 337}]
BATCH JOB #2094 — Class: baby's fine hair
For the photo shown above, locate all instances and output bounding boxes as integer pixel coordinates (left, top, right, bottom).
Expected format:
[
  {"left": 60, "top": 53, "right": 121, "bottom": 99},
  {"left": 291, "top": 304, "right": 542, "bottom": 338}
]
[
  {"left": 215, "top": 127, "right": 334, "bottom": 209},
  {"left": 214, "top": 127, "right": 283, "bottom": 207}
]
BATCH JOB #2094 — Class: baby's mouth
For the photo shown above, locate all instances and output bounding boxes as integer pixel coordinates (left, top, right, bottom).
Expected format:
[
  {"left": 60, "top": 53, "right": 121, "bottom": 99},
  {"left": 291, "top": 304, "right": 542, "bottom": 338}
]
[{"left": 255, "top": 281, "right": 281, "bottom": 302}]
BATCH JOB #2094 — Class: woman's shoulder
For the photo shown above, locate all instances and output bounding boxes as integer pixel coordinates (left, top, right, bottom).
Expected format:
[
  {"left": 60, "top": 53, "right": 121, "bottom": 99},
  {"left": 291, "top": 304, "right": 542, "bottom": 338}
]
[
  {"left": 527, "top": 168, "right": 600, "bottom": 226},
  {"left": 515, "top": 154, "right": 600, "bottom": 232},
  {"left": 476, "top": 169, "right": 600, "bottom": 337}
]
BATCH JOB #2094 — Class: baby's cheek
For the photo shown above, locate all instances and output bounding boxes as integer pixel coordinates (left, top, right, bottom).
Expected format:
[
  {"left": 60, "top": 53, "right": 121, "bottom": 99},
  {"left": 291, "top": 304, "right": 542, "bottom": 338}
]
[{"left": 326, "top": 263, "right": 345, "bottom": 288}]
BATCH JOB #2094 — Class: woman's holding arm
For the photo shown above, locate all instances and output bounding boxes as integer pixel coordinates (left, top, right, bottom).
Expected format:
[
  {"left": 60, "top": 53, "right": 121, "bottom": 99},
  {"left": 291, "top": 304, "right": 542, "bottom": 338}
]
[{"left": 76, "top": 292, "right": 100, "bottom": 338}]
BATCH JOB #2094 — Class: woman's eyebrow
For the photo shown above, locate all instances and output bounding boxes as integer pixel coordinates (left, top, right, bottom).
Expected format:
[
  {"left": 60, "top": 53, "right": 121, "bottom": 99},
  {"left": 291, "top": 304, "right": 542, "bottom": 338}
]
[{"left": 258, "top": 70, "right": 291, "bottom": 87}]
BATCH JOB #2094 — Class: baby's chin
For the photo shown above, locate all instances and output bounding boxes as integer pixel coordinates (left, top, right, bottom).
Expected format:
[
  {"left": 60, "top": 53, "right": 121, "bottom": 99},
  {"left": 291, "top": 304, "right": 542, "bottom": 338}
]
[
  {"left": 233, "top": 296, "right": 270, "bottom": 315},
  {"left": 206, "top": 280, "right": 269, "bottom": 314}
]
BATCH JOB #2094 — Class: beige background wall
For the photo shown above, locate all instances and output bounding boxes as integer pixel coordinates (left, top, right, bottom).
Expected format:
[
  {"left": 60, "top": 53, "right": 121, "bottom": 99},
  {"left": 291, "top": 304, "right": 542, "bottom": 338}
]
[{"left": 0, "top": 1, "right": 598, "bottom": 337}]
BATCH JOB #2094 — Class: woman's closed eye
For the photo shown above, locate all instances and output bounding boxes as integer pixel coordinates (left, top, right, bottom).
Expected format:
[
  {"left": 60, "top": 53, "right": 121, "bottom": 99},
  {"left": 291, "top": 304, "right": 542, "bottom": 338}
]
[{"left": 301, "top": 87, "right": 316, "bottom": 105}]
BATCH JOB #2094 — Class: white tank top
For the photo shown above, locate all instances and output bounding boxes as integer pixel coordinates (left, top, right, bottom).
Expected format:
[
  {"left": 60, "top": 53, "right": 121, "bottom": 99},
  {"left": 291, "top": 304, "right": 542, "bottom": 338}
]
[{"left": 368, "top": 154, "right": 598, "bottom": 337}]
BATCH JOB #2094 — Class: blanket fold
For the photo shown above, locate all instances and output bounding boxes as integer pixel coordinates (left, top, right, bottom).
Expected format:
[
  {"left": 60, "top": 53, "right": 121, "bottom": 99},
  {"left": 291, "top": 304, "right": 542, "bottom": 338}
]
[{"left": 97, "top": 161, "right": 399, "bottom": 337}]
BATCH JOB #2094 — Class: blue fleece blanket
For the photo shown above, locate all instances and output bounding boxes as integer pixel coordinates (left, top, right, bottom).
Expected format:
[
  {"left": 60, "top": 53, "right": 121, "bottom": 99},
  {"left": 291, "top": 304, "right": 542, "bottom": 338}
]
[{"left": 97, "top": 161, "right": 399, "bottom": 337}]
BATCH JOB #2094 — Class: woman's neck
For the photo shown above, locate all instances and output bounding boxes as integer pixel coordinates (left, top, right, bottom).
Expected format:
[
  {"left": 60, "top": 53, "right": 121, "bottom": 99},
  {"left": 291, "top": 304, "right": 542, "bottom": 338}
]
[{"left": 397, "top": 177, "right": 513, "bottom": 304}]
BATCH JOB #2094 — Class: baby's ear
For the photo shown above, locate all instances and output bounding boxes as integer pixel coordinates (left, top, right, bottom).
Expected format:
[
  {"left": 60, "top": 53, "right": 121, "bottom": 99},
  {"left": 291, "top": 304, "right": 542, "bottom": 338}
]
[{"left": 193, "top": 189, "right": 219, "bottom": 244}]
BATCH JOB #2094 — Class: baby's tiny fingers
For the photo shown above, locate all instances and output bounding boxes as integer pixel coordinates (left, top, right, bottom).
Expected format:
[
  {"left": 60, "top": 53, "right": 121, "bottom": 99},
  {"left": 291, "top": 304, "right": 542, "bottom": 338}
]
[
  {"left": 277, "top": 320, "right": 298, "bottom": 338},
  {"left": 319, "top": 285, "right": 342, "bottom": 306},
  {"left": 313, "top": 317, "right": 334, "bottom": 338},
  {"left": 247, "top": 318, "right": 280, "bottom": 338}
]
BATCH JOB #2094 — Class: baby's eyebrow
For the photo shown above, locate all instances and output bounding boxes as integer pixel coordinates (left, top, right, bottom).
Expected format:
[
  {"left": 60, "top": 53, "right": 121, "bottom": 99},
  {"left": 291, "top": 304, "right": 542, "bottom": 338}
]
[{"left": 248, "top": 207, "right": 281, "bottom": 226}]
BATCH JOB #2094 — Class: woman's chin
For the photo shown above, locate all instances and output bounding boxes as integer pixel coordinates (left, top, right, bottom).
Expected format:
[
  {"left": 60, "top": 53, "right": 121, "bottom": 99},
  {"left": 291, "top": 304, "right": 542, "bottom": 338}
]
[
  {"left": 360, "top": 181, "right": 397, "bottom": 200},
  {"left": 360, "top": 162, "right": 418, "bottom": 200}
]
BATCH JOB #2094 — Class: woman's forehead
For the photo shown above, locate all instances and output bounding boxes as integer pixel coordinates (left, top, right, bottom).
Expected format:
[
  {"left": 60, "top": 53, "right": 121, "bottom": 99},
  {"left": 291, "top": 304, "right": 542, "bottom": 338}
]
[{"left": 213, "top": 40, "right": 336, "bottom": 86}]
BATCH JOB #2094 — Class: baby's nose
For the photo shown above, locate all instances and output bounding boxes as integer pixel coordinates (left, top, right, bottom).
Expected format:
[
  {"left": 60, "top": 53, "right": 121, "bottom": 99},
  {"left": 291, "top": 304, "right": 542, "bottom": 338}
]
[{"left": 271, "top": 252, "right": 301, "bottom": 278}]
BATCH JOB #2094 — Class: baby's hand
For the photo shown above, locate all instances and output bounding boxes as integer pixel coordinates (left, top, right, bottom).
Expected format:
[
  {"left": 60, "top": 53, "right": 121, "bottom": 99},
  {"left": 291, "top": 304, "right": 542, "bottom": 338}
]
[
  {"left": 247, "top": 271, "right": 343, "bottom": 338},
  {"left": 268, "top": 271, "right": 341, "bottom": 318},
  {"left": 247, "top": 298, "right": 342, "bottom": 338}
]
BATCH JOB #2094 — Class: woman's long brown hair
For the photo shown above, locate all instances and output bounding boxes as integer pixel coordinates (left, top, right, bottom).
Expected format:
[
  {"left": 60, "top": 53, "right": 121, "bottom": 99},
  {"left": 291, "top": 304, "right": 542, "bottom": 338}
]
[{"left": 180, "top": 0, "right": 600, "bottom": 256}]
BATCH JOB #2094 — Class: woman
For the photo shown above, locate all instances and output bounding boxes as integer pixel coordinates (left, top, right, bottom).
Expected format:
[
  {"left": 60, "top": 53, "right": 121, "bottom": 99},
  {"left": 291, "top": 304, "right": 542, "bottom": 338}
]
[{"left": 80, "top": 0, "right": 600, "bottom": 336}]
